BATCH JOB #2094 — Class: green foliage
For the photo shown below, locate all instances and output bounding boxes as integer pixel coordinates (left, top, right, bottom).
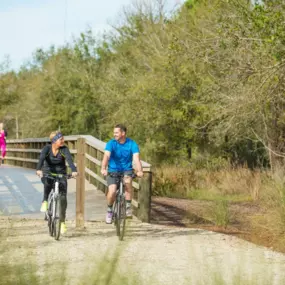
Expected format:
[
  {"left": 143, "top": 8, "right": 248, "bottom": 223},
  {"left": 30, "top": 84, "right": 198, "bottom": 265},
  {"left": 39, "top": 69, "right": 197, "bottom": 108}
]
[
  {"left": 2, "top": 0, "right": 285, "bottom": 166},
  {"left": 0, "top": 72, "right": 19, "bottom": 111}
]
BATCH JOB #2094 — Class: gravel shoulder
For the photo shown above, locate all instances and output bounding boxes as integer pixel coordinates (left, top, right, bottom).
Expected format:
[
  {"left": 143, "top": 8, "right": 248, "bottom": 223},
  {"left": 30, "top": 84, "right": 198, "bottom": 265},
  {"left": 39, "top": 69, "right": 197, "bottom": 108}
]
[{"left": 1, "top": 217, "right": 285, "bottom": 285}]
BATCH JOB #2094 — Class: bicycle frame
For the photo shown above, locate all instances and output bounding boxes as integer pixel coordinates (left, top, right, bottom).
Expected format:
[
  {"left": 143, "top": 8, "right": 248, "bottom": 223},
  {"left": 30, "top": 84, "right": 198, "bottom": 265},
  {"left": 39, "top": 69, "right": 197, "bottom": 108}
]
[
  {"left": 46, "top": 174, "right": 66, "bottom": 219},
  {"left": 117, "top": 178, "right": 124, "bottom": 203},
  {"left": 109, "top": 172, "right": 136, "bottom": 241},
  {"left": 47, "top": 180, "right": 57, "bottom": 219},
  {"left": 111, "top": 172, "right": 136, "bottom": 200},
  {"left": 44, "top": 173, "right": 72, "bottom": 240}
]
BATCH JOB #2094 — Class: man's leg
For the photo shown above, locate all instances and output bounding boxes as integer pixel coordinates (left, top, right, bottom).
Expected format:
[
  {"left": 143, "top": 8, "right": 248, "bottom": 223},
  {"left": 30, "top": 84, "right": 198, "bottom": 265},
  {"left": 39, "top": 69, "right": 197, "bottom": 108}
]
[
  {"left": 124, "top": 172, "right": 133, "bottom": 218},
  {"left": 106, "top": 174, "right": 117, "bottom": 224}
]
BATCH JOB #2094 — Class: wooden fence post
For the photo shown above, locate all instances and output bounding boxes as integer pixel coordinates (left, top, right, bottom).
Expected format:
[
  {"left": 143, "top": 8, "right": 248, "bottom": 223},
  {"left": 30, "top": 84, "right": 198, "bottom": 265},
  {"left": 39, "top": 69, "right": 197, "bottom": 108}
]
[
  {"left": 138, "top": 171, "right": 152, "bottom": 223},
  {"left": 76, "top": 137, "right": 85, "bottom": 227}
]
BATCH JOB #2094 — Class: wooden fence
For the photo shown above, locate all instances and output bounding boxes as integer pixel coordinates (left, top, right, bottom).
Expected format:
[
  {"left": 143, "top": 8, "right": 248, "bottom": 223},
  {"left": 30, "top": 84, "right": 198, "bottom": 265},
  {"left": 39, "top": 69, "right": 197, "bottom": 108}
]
[{"left": 5, "top": 135, "right": 152, "bottom": 225}]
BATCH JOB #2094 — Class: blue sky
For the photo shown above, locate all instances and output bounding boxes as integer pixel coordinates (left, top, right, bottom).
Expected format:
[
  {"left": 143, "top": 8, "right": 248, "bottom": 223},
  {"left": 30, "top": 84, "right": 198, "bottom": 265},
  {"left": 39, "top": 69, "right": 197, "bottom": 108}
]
[{"left": 0, "top": 0, "right": 183, "bottom": 70}]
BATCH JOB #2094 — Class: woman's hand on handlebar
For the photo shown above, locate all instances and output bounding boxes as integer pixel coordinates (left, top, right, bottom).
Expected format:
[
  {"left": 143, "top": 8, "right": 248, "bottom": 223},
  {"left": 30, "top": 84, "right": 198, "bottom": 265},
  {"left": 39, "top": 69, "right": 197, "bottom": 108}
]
[{"left": 72, "top": 172, "right": 78, "bottom": 178}]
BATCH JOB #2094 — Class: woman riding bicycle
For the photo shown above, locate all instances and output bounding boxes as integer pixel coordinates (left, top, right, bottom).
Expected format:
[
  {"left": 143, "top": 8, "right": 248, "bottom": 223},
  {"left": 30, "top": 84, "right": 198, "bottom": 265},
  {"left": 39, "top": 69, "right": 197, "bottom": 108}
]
[{"left": 36, "top": 131, "right": 77, "bottom": 234}]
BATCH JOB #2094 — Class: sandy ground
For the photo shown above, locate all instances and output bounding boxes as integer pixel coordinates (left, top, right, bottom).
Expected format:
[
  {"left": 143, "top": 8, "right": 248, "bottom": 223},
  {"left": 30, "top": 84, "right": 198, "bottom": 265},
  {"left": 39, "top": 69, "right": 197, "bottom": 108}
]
[{"left": 1, "top": 217, "right": 285, "bottom": 285}]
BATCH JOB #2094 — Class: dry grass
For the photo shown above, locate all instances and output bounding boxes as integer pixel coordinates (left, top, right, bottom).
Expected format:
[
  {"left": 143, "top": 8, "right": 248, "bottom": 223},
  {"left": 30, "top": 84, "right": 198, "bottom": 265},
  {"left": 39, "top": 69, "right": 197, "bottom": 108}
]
[
  {"left": 153, "top": 165, "right": 285, "bottom": 251},
  {"left": 153, "top": 166, "right": 262, "bottom": 201},
  {"left": 249, "top": 167, "right": 285, "bottom": 250}
]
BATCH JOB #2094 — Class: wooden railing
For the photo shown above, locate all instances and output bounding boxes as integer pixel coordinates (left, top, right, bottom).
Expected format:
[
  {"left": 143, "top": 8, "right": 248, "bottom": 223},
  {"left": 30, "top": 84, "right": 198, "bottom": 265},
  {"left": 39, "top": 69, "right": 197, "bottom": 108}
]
[{"left": 5, "top": 135, "right": 152, "bottom": 225}]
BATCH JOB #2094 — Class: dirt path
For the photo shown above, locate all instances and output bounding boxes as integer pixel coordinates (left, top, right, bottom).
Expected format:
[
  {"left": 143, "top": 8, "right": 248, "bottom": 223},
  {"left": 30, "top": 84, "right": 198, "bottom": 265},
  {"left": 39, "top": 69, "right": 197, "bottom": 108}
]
[{"left": 1, "top": 217, "right": 285, "bottom": 285}]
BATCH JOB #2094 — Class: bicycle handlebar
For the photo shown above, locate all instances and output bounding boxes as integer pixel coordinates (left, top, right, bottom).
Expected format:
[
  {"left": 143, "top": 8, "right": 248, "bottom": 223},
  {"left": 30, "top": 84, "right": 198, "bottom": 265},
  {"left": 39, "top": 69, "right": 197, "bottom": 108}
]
[{"left": 43, "top": 173, "right": 74, "bottom": 180}]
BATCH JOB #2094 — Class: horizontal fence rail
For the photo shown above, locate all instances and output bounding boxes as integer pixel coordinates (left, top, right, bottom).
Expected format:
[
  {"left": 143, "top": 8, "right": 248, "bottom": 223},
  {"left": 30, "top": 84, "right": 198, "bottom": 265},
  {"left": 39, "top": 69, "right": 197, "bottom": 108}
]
[{"left": 5, "top": 135, "right": 152, "bottom": 225}]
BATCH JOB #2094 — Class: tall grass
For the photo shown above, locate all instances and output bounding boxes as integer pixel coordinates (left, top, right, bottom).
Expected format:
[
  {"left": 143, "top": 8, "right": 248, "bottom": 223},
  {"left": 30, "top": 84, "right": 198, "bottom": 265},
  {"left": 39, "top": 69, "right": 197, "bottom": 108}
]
[
  {"left": 249, "top": 166, "right": 285, "bottom": 250},
  {"left": 153, "top": 164, "right": 285, "bottom": 251},
  {"left": 153, "top": 166, "right": 261, "bottom": 202},
  {"left": 211, "top": 200, "right": 230, "bottom": 228}
]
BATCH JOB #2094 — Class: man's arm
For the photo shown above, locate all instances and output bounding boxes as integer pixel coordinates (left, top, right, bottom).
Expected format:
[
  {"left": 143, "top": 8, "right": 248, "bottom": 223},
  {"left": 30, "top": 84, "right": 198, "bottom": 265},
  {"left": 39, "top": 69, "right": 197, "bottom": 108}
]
[
  {"left": 101, "top": 151, "right": 111, "bottom": 176},
  {"left": 133, "top": 153, "right": 143, "bottom": 178}
]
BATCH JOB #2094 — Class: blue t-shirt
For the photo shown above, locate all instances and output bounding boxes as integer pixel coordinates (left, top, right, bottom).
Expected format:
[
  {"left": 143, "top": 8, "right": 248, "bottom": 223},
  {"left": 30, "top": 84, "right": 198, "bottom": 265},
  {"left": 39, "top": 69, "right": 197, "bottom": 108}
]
[{"left": 105, "top": 138, "right": 139, "bottom": 172}]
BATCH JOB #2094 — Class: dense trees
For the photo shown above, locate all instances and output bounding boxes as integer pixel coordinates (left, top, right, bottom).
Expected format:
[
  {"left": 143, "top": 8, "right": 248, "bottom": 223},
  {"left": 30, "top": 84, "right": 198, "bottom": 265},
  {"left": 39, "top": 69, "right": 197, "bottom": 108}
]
[{"left": 1, "top": 0, "right": 285, "bottom": 167}]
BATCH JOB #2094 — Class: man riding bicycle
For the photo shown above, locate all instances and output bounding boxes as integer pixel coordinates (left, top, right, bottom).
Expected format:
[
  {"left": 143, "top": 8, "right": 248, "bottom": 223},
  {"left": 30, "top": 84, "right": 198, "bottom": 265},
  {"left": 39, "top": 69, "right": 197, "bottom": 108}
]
[
  {"left": 101, "top": 124, "right": 143, "bottom": 224},
  {"left": 36, "top": 131, "right": 77, "bottom": 234}
]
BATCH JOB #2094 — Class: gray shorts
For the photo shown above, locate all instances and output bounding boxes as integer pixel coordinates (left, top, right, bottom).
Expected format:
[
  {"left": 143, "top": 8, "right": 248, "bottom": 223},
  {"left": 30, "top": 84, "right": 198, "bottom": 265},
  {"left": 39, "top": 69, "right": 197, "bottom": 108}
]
[{"left": 107, "top": 170, "right": 133, "bottom": 186}]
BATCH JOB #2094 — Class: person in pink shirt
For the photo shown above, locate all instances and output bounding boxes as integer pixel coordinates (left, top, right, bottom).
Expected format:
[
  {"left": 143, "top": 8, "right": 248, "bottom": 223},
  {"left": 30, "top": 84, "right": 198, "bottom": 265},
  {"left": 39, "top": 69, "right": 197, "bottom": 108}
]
[{"left": 0, "top": 123, "right": 7, "bottom": 165}]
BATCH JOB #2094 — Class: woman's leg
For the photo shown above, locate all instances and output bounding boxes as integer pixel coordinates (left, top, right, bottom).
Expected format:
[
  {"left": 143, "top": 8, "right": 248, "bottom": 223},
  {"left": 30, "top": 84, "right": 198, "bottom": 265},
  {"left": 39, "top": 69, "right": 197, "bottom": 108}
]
[
  {"left": 40, "top": 177, "right": 53, "bottom": 212},
  {"left": 59, "top": 178, "right": 68, "bottom": 222},
  {"left": 0, "top": 141, "right": 4, "bottom": 159},
  {"left": 42, "top": 177, "right": 53, "bottom": 202},
  {"left": 1, "top": 142, "right": 6, "bottom": 158}
]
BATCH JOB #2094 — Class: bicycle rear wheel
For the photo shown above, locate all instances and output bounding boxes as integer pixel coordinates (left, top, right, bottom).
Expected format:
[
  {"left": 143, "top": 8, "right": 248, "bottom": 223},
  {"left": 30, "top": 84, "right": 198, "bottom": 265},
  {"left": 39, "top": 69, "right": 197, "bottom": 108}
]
[{"left": 53, "top": 198, "right": 61, "bottom": 241}]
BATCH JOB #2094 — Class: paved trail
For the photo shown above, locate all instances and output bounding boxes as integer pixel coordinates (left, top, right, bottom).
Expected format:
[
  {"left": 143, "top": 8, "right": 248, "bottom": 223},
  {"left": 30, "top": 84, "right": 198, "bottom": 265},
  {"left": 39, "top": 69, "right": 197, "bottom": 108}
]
[
  {"left": 0, "top": 165, "right": 106, "bottom": 220},
  {"left": 1, "top": 166, "right": 285, "bottom": 285}
]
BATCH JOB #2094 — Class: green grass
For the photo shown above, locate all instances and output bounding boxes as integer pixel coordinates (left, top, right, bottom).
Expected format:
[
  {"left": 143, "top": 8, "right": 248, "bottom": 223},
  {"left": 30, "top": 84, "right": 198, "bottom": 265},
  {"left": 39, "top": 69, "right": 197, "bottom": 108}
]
[
  {"left": 0, "top": 254, "right": 281, "bottom": 285},
  {"left": 212, "top": 200, "right": 230, "bottom": 227},
  {"left": 0, "top": 252, "right": 142, "bottom": 285},
  {"left": 1, "top": 244, "right": 284, "bottom": 285}
]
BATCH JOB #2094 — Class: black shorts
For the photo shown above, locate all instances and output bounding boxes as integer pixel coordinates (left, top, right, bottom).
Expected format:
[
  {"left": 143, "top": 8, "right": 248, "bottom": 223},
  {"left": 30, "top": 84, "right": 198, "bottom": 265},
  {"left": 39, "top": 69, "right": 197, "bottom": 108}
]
[{"left": 107, "top": 170, "right": 133, "bottom": 187}]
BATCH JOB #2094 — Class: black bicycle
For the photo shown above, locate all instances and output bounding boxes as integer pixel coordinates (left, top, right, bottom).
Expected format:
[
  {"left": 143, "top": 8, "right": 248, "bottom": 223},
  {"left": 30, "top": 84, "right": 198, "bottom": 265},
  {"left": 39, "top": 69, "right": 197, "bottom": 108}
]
[
  {"left": 44, "top": 173, "right": 72, "bottom": 240},
  {"left": 110, "top": 172, "right": 136, "bottom": 241}
]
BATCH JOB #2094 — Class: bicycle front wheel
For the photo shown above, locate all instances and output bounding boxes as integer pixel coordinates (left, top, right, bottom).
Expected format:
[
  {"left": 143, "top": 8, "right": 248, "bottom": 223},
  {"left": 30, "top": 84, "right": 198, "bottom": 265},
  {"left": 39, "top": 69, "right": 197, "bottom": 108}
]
[
  {"left": 53, "top": 198, "right": 61, "bottom": 241},
  {"left": 117, "top": 197, "right": 126, "bottom": 241},
  {"left": 114, "top": 200, "right": 120, "bottom": 236}
]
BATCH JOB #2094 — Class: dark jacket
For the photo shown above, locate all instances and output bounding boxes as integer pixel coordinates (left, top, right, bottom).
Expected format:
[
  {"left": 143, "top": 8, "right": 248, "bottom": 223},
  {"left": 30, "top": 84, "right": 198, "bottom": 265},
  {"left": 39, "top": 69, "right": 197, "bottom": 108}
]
[{"left": 36, "top": 144, "right": 77, "bottom": 174}]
